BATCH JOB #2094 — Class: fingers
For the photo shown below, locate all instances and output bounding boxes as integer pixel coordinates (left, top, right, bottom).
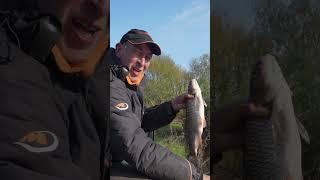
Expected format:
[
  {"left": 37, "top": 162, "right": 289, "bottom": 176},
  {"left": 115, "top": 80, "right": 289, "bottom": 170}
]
[
  {"left": 239, "top": 103, "right": 270, "bottom": 118},
  {"left": 213, "top": 100, "right": 271, "bottom": 133},
  {"left": 249, "top": 103, "right": 270, "bottom": 117},
  {"left": 186, "top": 93, "right": 195, "bottom": 99},
  {"left": 175, "top": 103, "right": 186, "bottom": 110},
  {"left": 171, "top": 100, "right": 186, "bottom": 112},
  {"left": 171, "top": 93, "right": 195, "bottom": 112}
]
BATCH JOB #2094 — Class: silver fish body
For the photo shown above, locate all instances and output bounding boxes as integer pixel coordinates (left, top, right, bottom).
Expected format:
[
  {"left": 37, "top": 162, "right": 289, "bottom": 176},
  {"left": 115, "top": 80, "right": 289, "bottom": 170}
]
[
  {"left": 246, "top": 54, "right": 306, "bottom": 180},
  {"left": 185, "top": 79, "right": 206, "bottom": 159}
]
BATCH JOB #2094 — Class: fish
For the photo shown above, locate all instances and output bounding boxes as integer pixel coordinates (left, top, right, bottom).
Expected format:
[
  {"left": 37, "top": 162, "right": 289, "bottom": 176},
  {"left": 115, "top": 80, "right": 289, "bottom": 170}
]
[
  {"left": 245, "top": 54, "right": 309, "bottom": 180},
  {"left": 185, "top": 79, "right": 207, "bottom": 164}
]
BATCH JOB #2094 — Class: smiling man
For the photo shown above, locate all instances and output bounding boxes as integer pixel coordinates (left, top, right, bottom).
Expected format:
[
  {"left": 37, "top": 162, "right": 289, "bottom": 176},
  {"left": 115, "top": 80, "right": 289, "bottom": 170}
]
[
  {"left": 38, "top": 0, "right": 106, "bottom": 63},
  {"left": 0, "top": 0, "right": 109, "bottom": 180},
  {"left": 107, "top": 29, "right": 210, "bottom": 180}
]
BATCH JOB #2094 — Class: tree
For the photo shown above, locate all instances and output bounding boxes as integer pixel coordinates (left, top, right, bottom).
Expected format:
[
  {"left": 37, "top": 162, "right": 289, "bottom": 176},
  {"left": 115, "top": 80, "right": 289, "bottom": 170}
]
[{"left": 144, "top": 55, "right": 188, "bottom": 108}]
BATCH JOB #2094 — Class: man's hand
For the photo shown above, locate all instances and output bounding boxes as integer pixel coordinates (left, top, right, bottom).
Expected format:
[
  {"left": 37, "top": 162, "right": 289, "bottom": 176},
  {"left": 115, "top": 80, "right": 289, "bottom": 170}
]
[
  {"left": 171, "top": 93, "right": 194, "bottom": 112},
  {"left": 212, "top": 100, "right": 271, "bottom": 152}
]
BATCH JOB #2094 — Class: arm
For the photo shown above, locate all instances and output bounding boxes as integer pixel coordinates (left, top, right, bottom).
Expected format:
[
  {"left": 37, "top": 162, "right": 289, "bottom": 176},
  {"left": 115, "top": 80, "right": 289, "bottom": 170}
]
[
  {"left": 212, "top": 101, "right": 270, "bottom": 153},
  {"left": 141, "top": 101, "right": 176, "bottom": 132},
  {"left": 142, "top": 93, "right": 193, "bottom": 132},
  {"left": 110, "top": 79, "right": 202, "bottom": 180}
]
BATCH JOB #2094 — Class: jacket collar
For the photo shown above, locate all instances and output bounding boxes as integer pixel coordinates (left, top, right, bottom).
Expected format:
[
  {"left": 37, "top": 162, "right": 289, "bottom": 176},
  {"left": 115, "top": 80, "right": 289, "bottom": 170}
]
[
  {"left": 108, "top": 48, "right": 146, "bottom": 87},
  {"left": 51, "top": 32, "right": 109, "bottom": 78}
]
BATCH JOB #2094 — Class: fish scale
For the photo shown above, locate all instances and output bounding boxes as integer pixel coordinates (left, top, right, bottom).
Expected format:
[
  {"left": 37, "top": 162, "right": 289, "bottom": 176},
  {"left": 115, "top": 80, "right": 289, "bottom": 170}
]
[
  {"left": 186, "top": 99, "right": 199, "bottom": 153},
  {"left": 243, "top": 118, "right": 278, "bottom": 180},
  {"left": 185, "top": 79, "right": 206, "bottom": 169}
]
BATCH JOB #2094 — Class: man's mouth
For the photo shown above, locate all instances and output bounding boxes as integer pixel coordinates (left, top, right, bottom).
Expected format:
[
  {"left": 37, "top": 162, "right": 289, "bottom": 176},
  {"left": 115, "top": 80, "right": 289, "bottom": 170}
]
[
  {"left": 71, "top": 17, "right": 102, "bottom": 42},
  {"left": 132, "top": 67, "right": 142, "bottom": 76}
]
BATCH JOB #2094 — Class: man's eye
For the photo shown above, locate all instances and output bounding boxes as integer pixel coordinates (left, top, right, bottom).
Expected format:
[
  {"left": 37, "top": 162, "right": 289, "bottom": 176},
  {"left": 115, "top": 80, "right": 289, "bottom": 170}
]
[
  {"left": 134, "top": 50, "right": 142, "bottom": 57},
  {"left": 146, "top": 55, "right": 152, "bottom": 61}
]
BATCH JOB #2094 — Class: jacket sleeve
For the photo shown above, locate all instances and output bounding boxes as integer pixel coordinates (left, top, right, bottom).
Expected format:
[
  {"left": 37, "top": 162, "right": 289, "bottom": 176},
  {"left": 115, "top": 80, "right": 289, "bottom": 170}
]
[
  {"left": 110, "top": 79, "right": 202, "bottom": 180},
  {"left": 0, "top": 43, "right": 91, "bottom": 180},
  {"left": 141, "top": 101, "right": 177, "bottom": 132}
]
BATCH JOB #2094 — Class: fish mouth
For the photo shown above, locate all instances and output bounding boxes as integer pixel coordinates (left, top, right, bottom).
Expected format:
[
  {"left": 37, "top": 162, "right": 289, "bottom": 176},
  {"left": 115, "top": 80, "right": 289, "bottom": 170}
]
[
  {"left": 250, "top": 59, "right": 271, "bottom": 103},
  {"left": 187, "top": 88, "right": 196, "bottom": 96},
  {"left": 188, "top": 84, "right": 195, "bottom": 95},
  {"left": 189, "top": 93, "right": 196, "bottom": 98},
  {"left": 188, "top": 79, "right": 200, "bottom": 95}
]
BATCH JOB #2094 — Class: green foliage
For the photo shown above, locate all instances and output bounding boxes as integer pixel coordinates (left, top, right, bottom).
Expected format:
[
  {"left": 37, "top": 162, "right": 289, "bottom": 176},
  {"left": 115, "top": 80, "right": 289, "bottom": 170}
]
[
  {"left": 211, "top": 13, "right": 253, "bottom": 178},
  {"left": 212, "top": 14, "right": 255, "bottom": 111},
  {"left": 145, "top": 55, "right": 188, "bottom": 107},
  {"left": 155, "top": 122, "right": 186, "bottom": 158},
  {"left": 156, "top": 137, "right": 187, "bottom": 158}
]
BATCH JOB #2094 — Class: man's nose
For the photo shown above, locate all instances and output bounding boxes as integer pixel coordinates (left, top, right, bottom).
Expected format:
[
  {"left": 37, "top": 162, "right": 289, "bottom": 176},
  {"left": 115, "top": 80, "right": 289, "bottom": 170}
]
[{"left": 138, "top": 57, "right": 146, "bottom": 67}]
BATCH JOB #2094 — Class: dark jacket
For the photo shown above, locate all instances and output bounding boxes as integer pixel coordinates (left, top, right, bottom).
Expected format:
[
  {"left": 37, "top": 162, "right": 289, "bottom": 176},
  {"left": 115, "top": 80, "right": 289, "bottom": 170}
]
[
  {"left": 107, "top": 48, "right": 202, "bottom": 180},
  {"left": 0, "top": 29, "right": 108, "bottom": 180}
]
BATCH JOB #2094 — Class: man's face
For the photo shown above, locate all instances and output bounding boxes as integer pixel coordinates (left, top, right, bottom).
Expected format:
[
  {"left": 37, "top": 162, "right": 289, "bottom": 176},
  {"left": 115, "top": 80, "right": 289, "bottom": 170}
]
[
  {"left": 38, "top": 0, "right": 107, "bottom": 62},
  {"left": 116, "top": 42, "right": 153, "bottom": 81}
]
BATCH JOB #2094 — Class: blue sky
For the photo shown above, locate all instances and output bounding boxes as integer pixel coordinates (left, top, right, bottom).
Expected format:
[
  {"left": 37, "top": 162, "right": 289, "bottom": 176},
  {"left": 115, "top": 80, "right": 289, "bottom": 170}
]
[{"left": 110, "top": 0, "right": 210, "bottom": 70}]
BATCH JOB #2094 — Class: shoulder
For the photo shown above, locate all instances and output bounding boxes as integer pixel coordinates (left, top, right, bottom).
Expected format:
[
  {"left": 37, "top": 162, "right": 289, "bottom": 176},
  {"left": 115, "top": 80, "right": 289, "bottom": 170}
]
[
  {"left": 0, "top": 40, "right": 62, "bottom": 124},
  {"left": 0, "top": 33, "right": 56, "bottom": 109},
  {"left": 110, "top": 72, "right": 128, "bottom": 95},
  {"left": 0, "top": 36, "right": 50, "bottom": 83}
]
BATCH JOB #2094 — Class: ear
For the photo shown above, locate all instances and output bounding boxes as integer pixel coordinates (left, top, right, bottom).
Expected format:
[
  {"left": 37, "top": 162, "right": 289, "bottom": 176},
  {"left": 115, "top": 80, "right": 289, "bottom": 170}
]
[{"left": 115, "top": 43, "right": 123, "bottom": 58}]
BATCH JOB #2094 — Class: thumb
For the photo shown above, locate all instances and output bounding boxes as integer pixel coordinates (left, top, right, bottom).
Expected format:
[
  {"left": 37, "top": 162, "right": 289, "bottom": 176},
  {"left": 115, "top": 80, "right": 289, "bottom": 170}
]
[{"left": 172, "top": 103, "right": 186, "bottom": 112}]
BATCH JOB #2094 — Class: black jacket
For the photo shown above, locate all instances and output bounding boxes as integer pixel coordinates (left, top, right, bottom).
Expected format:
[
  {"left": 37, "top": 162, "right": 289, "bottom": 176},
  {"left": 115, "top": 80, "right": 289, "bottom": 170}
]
[
  {"left": 107, "top": 48, "right": 202, "bottom": 180},
  {"left": 0, "top": 29, "right": 108, "bottom": 180}
]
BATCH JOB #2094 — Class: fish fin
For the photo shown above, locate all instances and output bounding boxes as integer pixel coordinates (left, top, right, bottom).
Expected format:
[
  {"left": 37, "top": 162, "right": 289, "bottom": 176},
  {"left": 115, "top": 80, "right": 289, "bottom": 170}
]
[
  {"left": 197, "top": 135, "right": 203, "bottom": 156},
  {"left": 203, "top": 100, "right": 207, "bottom": 108},
  {"left": 203, "top": 118, "right": 207, "bottom": 128},
  {"left": 296, "top": 116, "right": 310, "bottom": 144},
  {"left": 198, "top": 136, "right": 202, "bottom": 147}
]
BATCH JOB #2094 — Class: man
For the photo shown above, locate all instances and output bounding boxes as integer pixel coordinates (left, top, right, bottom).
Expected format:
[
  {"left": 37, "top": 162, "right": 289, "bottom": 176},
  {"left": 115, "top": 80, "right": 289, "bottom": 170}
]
[
  {"left": 107, "top": 29, "right": 209, "bottom": 180},
  {"left": 0, "top": 0, "right": 109, "bottom": 179}
]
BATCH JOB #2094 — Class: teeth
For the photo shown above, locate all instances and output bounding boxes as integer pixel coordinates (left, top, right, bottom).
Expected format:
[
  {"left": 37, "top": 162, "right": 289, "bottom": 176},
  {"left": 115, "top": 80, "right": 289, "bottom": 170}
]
[
  {"left": 77, "top": 29, "right": 93, "bottom": 40},
  {"left": 72, "top": 22, "right": 94, "bottom": 41},
  {"left": 72, "top": 19, "right": 100, "bottom": 34}
]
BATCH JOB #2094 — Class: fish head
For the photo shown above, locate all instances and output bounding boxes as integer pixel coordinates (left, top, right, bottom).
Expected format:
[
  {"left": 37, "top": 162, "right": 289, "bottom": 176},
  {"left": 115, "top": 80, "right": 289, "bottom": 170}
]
[
  {"left": 250, "top": 54, "right": 288, "bottom": 105},
  {"left": 188, "top": 79, "right": 201, "bottom": 96},
  {"left": 250, "top": 56, "right": 271, "bottom": 104}
]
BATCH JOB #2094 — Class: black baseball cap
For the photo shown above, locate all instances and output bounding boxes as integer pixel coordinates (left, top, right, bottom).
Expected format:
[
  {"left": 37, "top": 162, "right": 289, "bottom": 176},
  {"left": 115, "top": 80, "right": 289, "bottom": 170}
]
[{"left": 120, "top": 29, "right": 161, "bottom": 56}]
